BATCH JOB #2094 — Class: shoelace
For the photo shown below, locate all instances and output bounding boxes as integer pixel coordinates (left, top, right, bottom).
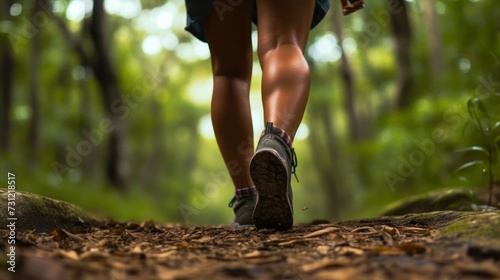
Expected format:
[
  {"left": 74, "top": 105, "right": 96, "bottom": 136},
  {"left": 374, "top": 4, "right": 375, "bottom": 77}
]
[
  {"left": 291, "top": 147, "right": 299, "bottom": 182},
  {"left": 228, "top": 196, "right": 237, "bottom": 208}
]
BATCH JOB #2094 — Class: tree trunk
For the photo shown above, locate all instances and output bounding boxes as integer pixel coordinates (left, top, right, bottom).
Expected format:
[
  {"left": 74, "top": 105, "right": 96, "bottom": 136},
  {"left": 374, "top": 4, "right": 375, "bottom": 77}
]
[
  {"left": 331, "top": 1, "right": 361, "bottom": 140},
  {"left": 50, "top": 1, "right": 128, "bottom": 190},
  {"left": 0, "top": 0, "right": 14, "bottom": 153},
  {"left": 79, "top": 70, "right": 96, "bottom": 179},
  {"left": 140, "top": 98, "right": 162, "bottom": 191},
  {"left": 389, "top": 0, "right": 413, "bottom": 110},
  {"left": 424, "top": 0, "right": 443, "bottom": 79},
  {"left": 89, "top": 0, "right": 128, "bottom": 191},
  {"left": 28, "top": 0, "right": 42, "bottom": 168},
  {"left": 308, "top": 100, "right": 343, "bottom": 221}
]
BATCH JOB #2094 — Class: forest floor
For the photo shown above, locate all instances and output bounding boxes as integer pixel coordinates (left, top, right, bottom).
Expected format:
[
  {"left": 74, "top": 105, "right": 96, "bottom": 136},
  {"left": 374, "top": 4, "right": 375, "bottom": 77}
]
[{"left": 1, "top": 210, "right": 500, "bottom": 280}]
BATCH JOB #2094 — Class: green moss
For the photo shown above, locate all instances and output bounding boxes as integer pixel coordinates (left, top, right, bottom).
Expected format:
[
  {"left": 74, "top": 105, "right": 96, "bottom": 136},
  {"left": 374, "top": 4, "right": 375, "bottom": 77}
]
[
  {"left": 37, "top": 195, "right": 92, "bottom": 219},
  {"left": 405, "top": 211, "right": 476, "bottom": 227},
  {"left": 0, "top": 189, "right": 101, "bottom": 232},
  {"left": 406, "top": 212, "right": 445, "bottom": 224},
  {"left": 437, "top": 211, "right": 500, "bottom": 246},
  {"left": 340, "top": 210, "right": 481, "bottom": 229},
  {"left": 382, "top": 188, "right": 479, "bottom": 216}
]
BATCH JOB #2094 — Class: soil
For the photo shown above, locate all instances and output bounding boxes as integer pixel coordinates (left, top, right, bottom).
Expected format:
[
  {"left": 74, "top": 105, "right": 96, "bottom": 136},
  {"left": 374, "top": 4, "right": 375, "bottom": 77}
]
[{"left": 1, "top": 211, "right": 499, "bottom": 280}]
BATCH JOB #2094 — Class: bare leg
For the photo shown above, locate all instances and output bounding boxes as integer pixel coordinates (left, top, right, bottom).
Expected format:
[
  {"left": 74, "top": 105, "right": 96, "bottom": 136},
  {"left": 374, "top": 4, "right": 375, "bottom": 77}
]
[
  {"left": 257, "top": 0, "right": 316, "bottom": 142},
  {"left": 202, "top": 0, "right": 254, "bottom": 190}
]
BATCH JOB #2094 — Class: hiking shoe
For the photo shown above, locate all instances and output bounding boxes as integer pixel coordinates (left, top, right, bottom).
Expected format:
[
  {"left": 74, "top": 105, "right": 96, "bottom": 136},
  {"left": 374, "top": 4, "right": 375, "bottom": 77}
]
[
  {"left": 250, "top": 122, "right": 298, "bottom": 230},
  {"left": 228, "top": 195, "right": 257, "bottom": 229}
]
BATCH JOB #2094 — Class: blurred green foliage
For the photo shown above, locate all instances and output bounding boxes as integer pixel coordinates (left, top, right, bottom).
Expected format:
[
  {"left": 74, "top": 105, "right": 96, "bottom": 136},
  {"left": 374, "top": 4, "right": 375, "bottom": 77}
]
[{"left": 1, "top": 0, "right": 499, "bottom": 225}]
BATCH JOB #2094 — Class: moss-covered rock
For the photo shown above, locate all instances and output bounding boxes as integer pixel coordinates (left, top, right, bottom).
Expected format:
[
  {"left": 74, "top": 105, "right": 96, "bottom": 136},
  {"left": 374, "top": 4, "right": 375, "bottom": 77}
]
[
  {"left": 0, "top": 189, "right": 102, "bottom": 232},
  {"left": 381, "top": 188, "right": 483, "bottom": 216},
  {"left": 339, "top": 210, "right": 492, "bottom": 229},
  {"left": 437, "top": 211, "right": 500, "bottom": 247}
]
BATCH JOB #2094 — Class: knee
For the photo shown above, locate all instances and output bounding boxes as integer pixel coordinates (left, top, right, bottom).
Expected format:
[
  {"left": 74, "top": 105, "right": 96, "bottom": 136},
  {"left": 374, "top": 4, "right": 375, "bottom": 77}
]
[
  {"left": 257, "top": 33, "right": 306, "bottom": 62},
  {"left": 259, "top": 44, "right": 309, "bottom": 77},
  {"left": 211, "top": 51, "right": 253, "bottom": 81}
]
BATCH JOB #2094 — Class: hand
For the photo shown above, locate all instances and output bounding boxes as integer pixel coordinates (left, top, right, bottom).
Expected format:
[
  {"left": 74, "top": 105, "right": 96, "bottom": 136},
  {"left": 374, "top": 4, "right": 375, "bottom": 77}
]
[{"left": 340, "top": 0, "right": 365, "bottom": 16}]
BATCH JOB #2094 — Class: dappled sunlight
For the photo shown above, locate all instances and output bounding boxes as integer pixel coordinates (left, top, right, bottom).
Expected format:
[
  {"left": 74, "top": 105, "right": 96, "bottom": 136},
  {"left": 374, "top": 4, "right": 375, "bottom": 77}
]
[
  {"left": 141, "top": 34, "right": 162, "bottom": 55},
  {"left": 342, "top": 37, "right": 357, "bottom": 54},
  {"left": 104, "top": 0, "right": 141, "bottom": 19},
  {"left": 188, "top": 78, "right": 212, "bottom": 105},
  {"left": 66, "top": 0, "right": 91, "bottom": 22},
  {"left": 9, "top": 3, "right": 22, "bottom": 16},
  {"left": 198, "top": 115, "right": 214, "bottom": 139},
  {"left": 174, "top": 41, "right": 210, "bottom": 61},
  {"left": 458, "top": 58, "right": 471, "bottom": 73},
  {"left": 134, "top": 1, "right": 180, "bottom": 32},
  {"left": 161, "top": 30, "right": 178, "bottom": 50},
  {"left": 308, "top": 33, "right": 341, "bottom": 64}
]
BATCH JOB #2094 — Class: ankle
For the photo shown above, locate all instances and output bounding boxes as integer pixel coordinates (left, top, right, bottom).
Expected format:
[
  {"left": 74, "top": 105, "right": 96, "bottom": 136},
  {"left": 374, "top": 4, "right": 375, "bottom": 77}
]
[
  {"left": 235, "top": 187, "right": 257, "bottom": 200},
  {"left": 261, "top": 122, "right": 293, "bottom": 148}
]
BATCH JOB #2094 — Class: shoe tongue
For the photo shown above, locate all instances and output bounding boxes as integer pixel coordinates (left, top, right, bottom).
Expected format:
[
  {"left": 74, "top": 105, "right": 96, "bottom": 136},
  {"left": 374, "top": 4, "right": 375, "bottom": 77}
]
[{"left": 265, "top": 122, "right": 274, "bottom": 134}]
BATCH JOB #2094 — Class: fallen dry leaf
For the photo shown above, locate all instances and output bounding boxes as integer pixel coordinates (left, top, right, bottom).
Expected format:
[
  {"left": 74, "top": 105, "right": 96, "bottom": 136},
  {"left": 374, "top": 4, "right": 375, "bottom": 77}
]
[
  {"left": 303, "top": 227, "right": 340, "bottom": 238},
  {"left": 317, "top": 245, "right": 330, "bottom": 255}
]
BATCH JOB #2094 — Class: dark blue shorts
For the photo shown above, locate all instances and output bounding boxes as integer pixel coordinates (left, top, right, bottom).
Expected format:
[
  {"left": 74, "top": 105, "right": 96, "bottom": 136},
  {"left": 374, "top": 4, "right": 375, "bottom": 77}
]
[{"left": 185, "top": 0, "right": 330, "bottom": 42}]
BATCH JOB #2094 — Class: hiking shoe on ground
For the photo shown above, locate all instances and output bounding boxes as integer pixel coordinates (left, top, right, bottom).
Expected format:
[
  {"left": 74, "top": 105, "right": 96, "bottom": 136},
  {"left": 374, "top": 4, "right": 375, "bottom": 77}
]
[
  {"left": 228, "top": 195, "right": 256, "bottom": 229},
  {"left": 250, "top": 122, "right": 298, "bottom": 230}
]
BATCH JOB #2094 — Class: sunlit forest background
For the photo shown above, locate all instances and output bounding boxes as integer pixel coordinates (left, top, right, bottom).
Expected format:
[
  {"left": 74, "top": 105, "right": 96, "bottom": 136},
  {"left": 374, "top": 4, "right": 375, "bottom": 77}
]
[{"left": 1, "top": 0, "right": 499, "bottom": 225}]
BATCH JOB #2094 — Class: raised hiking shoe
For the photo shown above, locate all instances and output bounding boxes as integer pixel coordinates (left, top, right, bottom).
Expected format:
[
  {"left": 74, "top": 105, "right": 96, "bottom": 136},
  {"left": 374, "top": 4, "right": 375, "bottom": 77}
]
[
  {"left": 250, "top": 122, "right": 298, "bottom": 230},
  {"left": 228, "top": 195, "right": 257, "bottom": 229}
]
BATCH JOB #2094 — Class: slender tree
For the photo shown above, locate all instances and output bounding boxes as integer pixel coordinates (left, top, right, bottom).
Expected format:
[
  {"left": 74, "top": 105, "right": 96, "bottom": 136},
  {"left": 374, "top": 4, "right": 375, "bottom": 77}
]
[
  {"left": 88, "top": 0, "right": 129, "bottom": 191},
  {"left": 27, "top": 0, "right": 43, "bottom": 168},
  {"left": 331, "top": 0, "right": 361, "bottom": 141},
  {"left": 308, "top": 98, "right": 344, "bottom": 221},
  {"left": 389, "top": 0, "right": 413, "bottom": 110},
  {"left": 79, "top": 67, "right": 96, "bottom": 179},
  {"left": 424, "top": 0, "right": 443, "bottom": 78},
  {"left": 51, "top": 0, "right": 129, "bottom": 190},
  {"left": 0, "top": 0, "right": 14, "bottom": 153}
]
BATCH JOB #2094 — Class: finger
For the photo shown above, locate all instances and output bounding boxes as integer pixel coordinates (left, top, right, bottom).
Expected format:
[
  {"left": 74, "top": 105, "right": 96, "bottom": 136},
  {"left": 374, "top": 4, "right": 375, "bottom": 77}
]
[
  {"left": 342, "top": 1, "right": 365, "bottom": 15},
  {"left": 350, "top": 0, "right": 365, "bottom": 9},
  {"left": 340, "top": 0, "right": 349, "bottom": 9},
  {"left": 348, "top": 0, "right": 364, "bottom": 5},
  {"left": 343, "top": 7, "right": 363, "bottom": 15}
]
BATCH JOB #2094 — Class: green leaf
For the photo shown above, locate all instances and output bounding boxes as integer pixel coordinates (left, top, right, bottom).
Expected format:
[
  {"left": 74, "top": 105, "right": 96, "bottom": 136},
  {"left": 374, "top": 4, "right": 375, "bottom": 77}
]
[
  {"left": 467, "top": 97, "right": 491, "bottom": 139},
  {"left": 458, "top": 176, "right": 470, "bottom": 184},
  {"left": 493, "top": 121, "right": 500, "bottom": 135},
  {"left": 455, "top": 146, "right": 489, "bottom": 157},
  {"left": 453, "top": 160, "right": 487, "bottom": 175},
  {"left": 494, "top": 134, "right": 500, "bottom": 157}
]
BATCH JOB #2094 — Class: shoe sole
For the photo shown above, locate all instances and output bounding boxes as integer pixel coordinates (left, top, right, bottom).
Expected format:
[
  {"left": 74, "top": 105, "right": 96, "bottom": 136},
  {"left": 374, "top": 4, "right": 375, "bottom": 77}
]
[{"left": 250, "top": 149, "right": 293, "bottom": 230}]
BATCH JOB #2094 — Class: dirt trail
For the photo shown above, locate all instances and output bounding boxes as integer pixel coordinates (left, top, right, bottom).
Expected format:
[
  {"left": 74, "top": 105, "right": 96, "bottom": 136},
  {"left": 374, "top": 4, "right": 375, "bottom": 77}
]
[{"left": 1, "top": 211, "right": 499, "bottom": 280}]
